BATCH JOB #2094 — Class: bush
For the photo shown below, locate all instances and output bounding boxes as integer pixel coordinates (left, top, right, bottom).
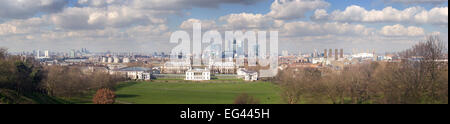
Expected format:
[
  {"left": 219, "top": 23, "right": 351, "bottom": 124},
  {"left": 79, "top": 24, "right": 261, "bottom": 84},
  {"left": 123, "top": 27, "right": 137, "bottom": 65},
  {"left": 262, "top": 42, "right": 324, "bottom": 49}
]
[
  {"left": 92, "top": 88, "right": 116, "bottom": 104},
  {"left": 233, "top": 93, "right": 260, "bottom": 104}
]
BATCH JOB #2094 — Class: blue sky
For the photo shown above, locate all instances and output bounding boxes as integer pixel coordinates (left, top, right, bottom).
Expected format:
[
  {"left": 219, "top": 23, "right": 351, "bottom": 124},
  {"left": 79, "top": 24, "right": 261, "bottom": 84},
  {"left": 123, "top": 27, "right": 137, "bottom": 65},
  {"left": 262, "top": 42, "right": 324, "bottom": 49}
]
[
  {"left": 176, "top": 0, "right": 448, "bottom": 31},
  {"left": 0, "top": 0, "right": 448, "bottom": 53}
]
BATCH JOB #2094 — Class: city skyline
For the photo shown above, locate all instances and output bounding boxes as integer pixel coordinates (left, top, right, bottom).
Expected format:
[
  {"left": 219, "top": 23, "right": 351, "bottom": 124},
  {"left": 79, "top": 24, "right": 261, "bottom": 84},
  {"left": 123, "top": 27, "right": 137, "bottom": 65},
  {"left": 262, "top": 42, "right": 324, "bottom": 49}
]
[{"left": 0, "top": 0, "right": 448, "bottom": 53}]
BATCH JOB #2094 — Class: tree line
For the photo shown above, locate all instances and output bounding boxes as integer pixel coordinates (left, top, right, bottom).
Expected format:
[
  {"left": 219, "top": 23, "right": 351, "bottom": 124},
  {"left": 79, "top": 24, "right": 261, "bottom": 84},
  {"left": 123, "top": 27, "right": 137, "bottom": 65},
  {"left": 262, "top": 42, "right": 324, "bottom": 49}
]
[
  {"left": 275, "top": 36, "right": 448, "bottom": 104},
  {"left": 0, "top": 48, "right": 125, "bottom": 100}
]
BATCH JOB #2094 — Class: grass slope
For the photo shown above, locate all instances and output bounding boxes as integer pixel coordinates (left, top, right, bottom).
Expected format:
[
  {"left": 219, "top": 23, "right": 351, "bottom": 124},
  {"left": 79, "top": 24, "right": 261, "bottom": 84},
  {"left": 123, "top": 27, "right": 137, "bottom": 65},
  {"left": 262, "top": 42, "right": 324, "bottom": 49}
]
[
  {"left": 0, "top": 89, "right": 69, "bottom": 104},
  {"left": 115, "top": 80, "right": 282, "bottom": 104}
]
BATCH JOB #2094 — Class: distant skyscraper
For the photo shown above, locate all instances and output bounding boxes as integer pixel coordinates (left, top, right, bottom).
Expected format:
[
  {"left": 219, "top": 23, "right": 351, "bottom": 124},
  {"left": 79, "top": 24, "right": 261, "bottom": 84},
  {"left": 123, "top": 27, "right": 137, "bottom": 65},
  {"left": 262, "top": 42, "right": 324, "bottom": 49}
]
[
  {"left": 313, "top": 49, "right": 317, "bottom": 58},
  {"left": 36, "top": 50, "right": 40, "bottom": 58},
  {"left": 340, "top": 49, "right": 344, "bottom": 58},
  {"left": 233, "top": 40, "right": 237, "bottom": 57},
  {"left": 45, "top": 50, "right": 49, "bottom": 58},
  {"left": 329, "top": 49, "right": 333, "bottom": 58},
  {"left": 70, "top": 49, "right": 76, "bottom": 58},
  {"left": 324, "top": 49, "right": 328, "bottom": 58},
  {"left": 254, "top": 44, "right": 259, "bottom": 57},
  {"left": 335, "top": 49, "right": 339, "bottom": 60}
]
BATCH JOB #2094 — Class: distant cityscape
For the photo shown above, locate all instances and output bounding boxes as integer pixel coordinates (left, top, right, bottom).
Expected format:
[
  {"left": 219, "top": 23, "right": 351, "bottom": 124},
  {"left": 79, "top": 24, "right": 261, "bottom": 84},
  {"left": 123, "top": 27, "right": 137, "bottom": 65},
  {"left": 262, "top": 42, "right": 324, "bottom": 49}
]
[{"left": 8, "top": 45, "right": 447, "bottom": 83}]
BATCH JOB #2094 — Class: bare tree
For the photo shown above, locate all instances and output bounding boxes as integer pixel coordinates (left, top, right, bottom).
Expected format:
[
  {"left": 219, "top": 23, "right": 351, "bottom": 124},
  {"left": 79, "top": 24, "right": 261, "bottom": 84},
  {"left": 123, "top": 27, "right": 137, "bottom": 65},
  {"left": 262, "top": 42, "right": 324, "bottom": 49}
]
[
  {"left": 275, "top": 67, "right": 321, "bottom": 104},
  {"left": 0, "top": 48, "right": 7, "bottom": 60}
]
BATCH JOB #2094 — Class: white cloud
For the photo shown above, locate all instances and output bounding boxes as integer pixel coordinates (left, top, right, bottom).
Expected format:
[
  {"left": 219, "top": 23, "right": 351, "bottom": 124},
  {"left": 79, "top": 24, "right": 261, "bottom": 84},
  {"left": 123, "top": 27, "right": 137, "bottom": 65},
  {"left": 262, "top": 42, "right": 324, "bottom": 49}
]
[
  {"left": 313, "top": 5, "right": 448, "bottom": 26},
  {"left": 312, "top": 9, "right": 329, "bottom": 20},
  {"left": 0, "top": 0, "right": 448, "bottom": 53},
  {"left": 414, "top": 7, "right": 448, "bottom": 26},
  {"left": 78, "top": 0, "right": 122, "bottom": 7},
  {"left": 379, "top": 24, "right": 426, "bottom": 37},
  {"left": 77, "top": 0, "right": 263, "bottom": 10},
  {"left": 0, "top": 17, "right": 49, "bottom": 36},
  {"left": 385, "top": 0, "right": 448, "bottom": 4},
  {"left": 280, "top": 21, "right": 375, "bottom": 37},
  {"left": 0, "top": 0, "right": 67, "bottom": 20},
  {"left": 267, "top": 0, "right": 330, "bottom": 20},
  {"left": 219, "top": 13, "right": 274, "bottom": 29},
  {"left": 50, "top": 6, "right": 165, "bottom": 30},
  {"left": 180, "top": 19, "right": 217, "bottom": 30}
]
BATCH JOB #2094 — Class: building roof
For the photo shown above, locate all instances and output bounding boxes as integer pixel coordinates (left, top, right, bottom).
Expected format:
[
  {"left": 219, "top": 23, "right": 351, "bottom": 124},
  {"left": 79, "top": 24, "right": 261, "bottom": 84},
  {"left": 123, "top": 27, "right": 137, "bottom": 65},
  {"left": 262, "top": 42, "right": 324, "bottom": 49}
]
[
  {"left": 237, "top": 68, "right": 258, "bottom": 74},
  {"left": 187, "top": 68, "right": 210, "bottom": 72},
  {"left": 116, "top": 67, "right": 151, "bottom": 72}
]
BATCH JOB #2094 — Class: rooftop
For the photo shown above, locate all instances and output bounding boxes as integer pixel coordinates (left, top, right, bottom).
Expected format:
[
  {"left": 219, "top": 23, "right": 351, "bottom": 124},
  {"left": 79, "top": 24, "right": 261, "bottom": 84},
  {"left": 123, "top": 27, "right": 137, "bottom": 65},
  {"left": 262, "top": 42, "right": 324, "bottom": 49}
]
[{"left": 116, "top": 67, "right": 151, "bottom": 72}]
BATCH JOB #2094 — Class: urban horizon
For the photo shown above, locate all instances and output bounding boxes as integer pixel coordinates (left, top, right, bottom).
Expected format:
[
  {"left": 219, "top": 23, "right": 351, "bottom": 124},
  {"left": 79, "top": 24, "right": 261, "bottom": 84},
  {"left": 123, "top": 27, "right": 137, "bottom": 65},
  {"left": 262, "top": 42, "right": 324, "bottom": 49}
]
[
  {"left": 1, "top": 0, "right": 449, "bottom": 115},
  {"left": 1, "top": 0, "right": 448, "bottom": 54}
]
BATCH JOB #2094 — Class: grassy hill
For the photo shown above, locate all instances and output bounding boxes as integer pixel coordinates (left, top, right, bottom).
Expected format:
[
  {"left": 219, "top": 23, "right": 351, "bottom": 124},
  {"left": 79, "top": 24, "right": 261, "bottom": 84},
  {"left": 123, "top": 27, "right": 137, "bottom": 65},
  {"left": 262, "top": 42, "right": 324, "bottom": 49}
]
[
  {"left": 114, "top": 80, "right": 282, "bottom": 104},
  {"left": 0, "top": 89, "right": 69, "bottom": 104}
]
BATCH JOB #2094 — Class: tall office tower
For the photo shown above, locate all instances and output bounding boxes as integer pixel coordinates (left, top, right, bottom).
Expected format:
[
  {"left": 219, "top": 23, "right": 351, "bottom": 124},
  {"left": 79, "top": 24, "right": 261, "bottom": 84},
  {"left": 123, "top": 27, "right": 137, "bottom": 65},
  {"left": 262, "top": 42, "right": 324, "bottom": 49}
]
[
  {"left": 70, "top": 49, "right": 76, "bottom": 58},
  {"left": 329, "top": 49, "right": 333, "bottom": 58},
  {"left": 102, "top": 57, "right": 107, "bottom": 63},
  {"left": 253, "top": 44, "right": 259, "bottom": 57},
  {"left": 36, "top": 50, "right": 40, "bottom": 58},
  {"left": 313, "top": 49, "right": 317, "bottom": 58},
  {"left": 45, "top": 50, "right": 49, "bottom": 58},
  {"left": 335, "top": 49, "right": 339, "bottom": 60},
  {"left": 233, "top": 40, "right": 237, "bottom": 57},
  {"left": 324, "top": 49, "right": 328, "bottom": 58},
  {"left": 340, "top": 49, "right": 344, "bottom": 58},
  {"left": 114, "top": 57, "right": 120, "bottom": 63}
]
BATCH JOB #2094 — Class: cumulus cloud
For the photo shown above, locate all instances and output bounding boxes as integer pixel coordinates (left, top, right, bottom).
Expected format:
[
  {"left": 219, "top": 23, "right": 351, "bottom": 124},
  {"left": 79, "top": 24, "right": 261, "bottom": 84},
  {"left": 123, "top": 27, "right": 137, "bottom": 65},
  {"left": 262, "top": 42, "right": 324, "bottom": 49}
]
[
  {"left": 219, "top": 13, "right": 275, "bottom": 29},
  {"left": 50, "top": 0, "right": 265, "bottom": 30},
  {"left": 414, "top": 7, "right": 449, "bottom": 26},
  {"left": 0, "top": 0, "right": 67, "bottom": 20},
  {"left": 267, "top": 0, "right": 330, "bottom": 20},
  {"left": 77, "top": 0, "right": 263, "bottom": 10},
  {"left": 0, "top": 17, "right": 49, "bottom": 36},
  {"left": 280, "top": 21, "right": 374, "bottom": 37},
  {"left": 77, "top": 0, "right": 123, "bottom": 7},
  {"left": 0, "top": 0, "right": 448, "bottom": 53},
  {"left": 313, "top": 5, "right": 448, "bottom": 26},
  {"left": 50, "top": 6, "right": 165, "bottom": 30},
  {"left": 384, "top": 0, "right": 448, "bottom": 4},
  {"left": 379, "top": 24, "right": 426, "bottom": 37},
  {"left": 180, "top": 19, "right": 217, "bottom": 30}
]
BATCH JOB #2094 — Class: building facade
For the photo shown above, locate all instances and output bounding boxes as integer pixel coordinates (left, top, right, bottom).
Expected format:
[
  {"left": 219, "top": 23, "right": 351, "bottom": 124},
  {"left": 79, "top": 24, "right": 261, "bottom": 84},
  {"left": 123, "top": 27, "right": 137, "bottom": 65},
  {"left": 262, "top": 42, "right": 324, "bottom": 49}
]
[
  {"left": 111, "top": 67, "right": 152, "bottom": 80},
  {"left": 237, "top": 68, "right": 258, "bottom": 81},
  {"left": 185, "top": 68, "right": 210, "bottom": 81}
]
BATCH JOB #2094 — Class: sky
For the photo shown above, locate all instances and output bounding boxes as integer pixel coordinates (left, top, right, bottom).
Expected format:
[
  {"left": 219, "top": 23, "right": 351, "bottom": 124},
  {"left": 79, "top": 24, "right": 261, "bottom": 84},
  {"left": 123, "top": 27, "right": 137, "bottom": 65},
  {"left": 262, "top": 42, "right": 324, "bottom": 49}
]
[{"left": 0, "top": 0, "right": 448, "bottom": 54}]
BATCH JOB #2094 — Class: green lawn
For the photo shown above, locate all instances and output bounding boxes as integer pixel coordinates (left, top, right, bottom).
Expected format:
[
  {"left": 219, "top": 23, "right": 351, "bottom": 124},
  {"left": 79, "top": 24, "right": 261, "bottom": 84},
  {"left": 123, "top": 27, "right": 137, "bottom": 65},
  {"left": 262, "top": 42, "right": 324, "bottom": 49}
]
[{"left": 114, "top": 80, "right": 282, "bottom": 104}]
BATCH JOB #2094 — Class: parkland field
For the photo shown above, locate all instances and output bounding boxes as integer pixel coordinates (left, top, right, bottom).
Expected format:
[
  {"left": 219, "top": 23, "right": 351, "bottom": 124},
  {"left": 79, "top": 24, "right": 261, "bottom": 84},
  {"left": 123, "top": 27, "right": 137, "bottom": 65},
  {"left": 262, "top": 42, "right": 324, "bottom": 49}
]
[{"left": 113, "top": 80, "right": 282, "bottom": 104}]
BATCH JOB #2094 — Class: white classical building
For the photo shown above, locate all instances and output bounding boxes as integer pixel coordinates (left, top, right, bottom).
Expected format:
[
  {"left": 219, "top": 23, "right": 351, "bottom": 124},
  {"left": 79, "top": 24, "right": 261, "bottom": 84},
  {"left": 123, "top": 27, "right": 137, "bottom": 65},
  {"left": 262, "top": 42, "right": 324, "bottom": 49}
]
[
  {"left": 185, "top": 68, "right": 211, "bottom": 81},
  {"left": 111, "top": 67, "right": 152, "bottom": 80},
  {"left": 237, "top": 68, "right": 258, "bottom": 81},
  {"left": 352, "top": 53, "right": 375, "bottom": 58}
]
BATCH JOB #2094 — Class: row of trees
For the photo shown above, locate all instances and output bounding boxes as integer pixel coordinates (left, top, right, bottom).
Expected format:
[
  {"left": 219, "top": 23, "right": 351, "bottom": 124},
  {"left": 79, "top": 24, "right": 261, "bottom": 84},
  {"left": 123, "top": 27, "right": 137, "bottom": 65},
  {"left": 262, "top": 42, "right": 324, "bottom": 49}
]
[
  {"left": 1, "top": 48, "right": 125, "bottom": 100},
  {"left": 276, "top": 36, "right": 448, "bottom": 104},
  {"left": 43, "top": 66, "right": 125, "bottom": 97},
  {"left": 0, "top": 49, "right": 44, "bottom": 94}
]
